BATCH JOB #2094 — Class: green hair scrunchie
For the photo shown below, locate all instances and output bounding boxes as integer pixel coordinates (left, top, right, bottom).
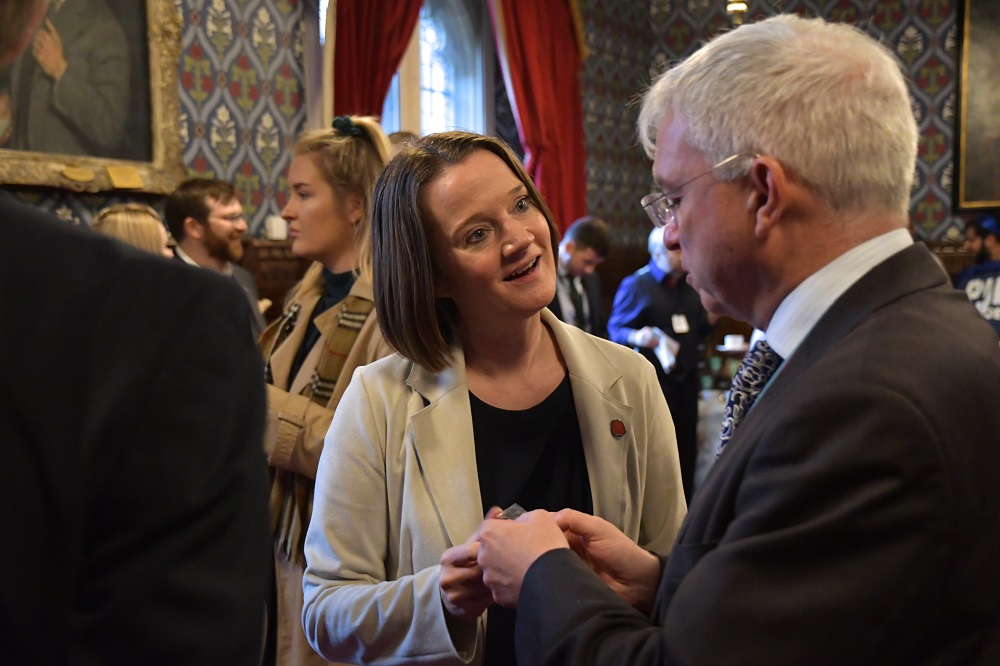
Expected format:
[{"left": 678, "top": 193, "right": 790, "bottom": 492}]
[{"left": 332, "top": 116, "right": 365, "bottom": 138}]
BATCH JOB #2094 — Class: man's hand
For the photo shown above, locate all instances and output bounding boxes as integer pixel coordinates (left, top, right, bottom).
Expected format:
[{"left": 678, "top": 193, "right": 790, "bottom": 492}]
[
  {"left": 438, "top": 506, "right": 502, "bottom": 620},
  {"left": 555, "top": 509, "right": 662, "bottom": 613},
  {"left": 478, "top": 509, "right": 570, "bottom": 608},
  {"left": 32, "top": 19, "right": 67, "bottom": 80},
  {"left": 630, "top": 326, "right": 660, "bottom": 349}
]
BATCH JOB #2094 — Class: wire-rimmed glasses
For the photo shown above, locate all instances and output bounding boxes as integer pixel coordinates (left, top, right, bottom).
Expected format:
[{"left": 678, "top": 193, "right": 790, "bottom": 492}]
[{"left": 641, "top": 152, "right": 759, "bottom": 228}]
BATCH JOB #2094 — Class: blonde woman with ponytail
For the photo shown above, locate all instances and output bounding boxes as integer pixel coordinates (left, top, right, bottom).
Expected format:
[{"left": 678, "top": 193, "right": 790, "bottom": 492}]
[{"left": 258, "top": 115, "right": 393, "bottom": 665}]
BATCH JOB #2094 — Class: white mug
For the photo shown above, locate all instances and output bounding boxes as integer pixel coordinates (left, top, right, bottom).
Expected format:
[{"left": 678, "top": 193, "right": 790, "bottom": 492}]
[{"left": 264, "top": 215, "right": 288, "bottom": 241}]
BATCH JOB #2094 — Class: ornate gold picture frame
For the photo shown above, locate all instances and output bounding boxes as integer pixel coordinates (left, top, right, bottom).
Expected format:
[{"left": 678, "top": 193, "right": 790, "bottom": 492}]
[
  {"left": 956, "top": 0, "right": 1000, "bottom": 210},
  {"left": 0, "top": 0, "right": 185, "bottom": 194}
]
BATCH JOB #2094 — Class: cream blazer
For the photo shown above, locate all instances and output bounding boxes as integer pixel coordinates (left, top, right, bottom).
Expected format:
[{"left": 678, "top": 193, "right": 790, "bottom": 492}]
[{"left": 302, "top": 309, "right": 686, "bottom": 665}]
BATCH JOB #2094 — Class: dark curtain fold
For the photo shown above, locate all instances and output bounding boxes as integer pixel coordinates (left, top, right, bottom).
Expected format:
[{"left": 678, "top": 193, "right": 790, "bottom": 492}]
[
  {"left": 489, "top": 0, "right": 588, "bottom": 233},
  {"left": 333, "top": 0, "right": 423, "bottom": 117}
]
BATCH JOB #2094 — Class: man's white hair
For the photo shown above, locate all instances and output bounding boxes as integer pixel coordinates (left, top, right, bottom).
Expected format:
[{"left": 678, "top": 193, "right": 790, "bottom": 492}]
[
  {"left": 638, "top": 14, "right": 918, "bottom": 215},
  {"left": 648, "top": 226, "right": 665, "bottom": 255}
]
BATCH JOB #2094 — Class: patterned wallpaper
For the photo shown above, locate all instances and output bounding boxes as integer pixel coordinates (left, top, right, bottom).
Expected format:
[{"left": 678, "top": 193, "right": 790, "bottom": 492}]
[
  {"left": 178, "top": 0, "right": 306, "bottom": 229},
  {"left": 3, "top": 0, "right": 307, "bottom": 233},
  {"left": 2, "top": 0, "right": 969, "bottom": 243},
  {"left": 578, "top": 0, "right": 965, "bottom": 244}
]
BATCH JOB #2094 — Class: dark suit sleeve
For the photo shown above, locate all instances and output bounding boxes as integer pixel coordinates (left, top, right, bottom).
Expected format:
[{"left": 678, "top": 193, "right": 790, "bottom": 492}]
[
  {"left": 515, "top": 385, "right": 953, "bottom": 665},
  {"left": 583, "top": 272, "right": 607, "bottom": 338},
  {"left": 516, "top": 550, "right": 671, "bottom": 664},
  {"left": 75, "top": 273, "right": 271, "bottom": 664}
]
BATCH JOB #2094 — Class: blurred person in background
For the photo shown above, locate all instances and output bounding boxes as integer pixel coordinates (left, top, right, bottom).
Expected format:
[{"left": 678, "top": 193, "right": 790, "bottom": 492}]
[
  {"left": 258, "top": 115, "right": 394, "bottom": 665},
  {"left": 93, "top": 202, "right": 172, "bottom": 258},
  {"left": 548, "top": 215, "right": 610, "bottom": 338},
  {"left": 164, "top": 178, "right": 267, "bottom": 337}
]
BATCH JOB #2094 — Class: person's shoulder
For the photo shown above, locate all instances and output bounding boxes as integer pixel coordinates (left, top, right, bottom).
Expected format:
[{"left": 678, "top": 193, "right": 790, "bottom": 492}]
[
  {"left": 232, "top": 263, "right": 254, "bottom": 280},
  {"left": 356, "top": 352, "right": 413, "bottom": 382},
  {"left": 560, "top": 319, "right": 648, "bottom": 366},
  {"left": 955, "top": 259, "right": 1000, "bottom": 285},
  {"left": 0, "top": 194, "right": 243, "bottom": 319},
  {"left": 231, "top": 262, "right": 261, "bottom": 293},
  {"left": 589, "top": 334, "right": 653, "bottom": 372},
  {"left": 625, "top": 265, "right": 657, "bottom": 287}
]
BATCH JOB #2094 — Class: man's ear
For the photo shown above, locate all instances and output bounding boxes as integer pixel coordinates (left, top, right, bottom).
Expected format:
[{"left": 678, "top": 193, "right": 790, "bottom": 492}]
[
  {"left": 746, "top": 157, "right": 788, "bottom": 239},
  {"left": 183, "top": 216, "right": 204, "bottom": 240}
]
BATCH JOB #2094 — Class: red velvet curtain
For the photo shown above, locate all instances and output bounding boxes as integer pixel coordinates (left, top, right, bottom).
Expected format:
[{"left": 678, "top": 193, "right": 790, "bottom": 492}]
[
  {"left": 333, "top": 0, "right": 423, "bottom": 117},
  {"left": 489, "top": 0, "right": 587, "bottom": 233}
]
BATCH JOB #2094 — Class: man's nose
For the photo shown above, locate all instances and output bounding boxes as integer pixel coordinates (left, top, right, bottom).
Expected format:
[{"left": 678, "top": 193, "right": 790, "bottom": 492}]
[{"left": 662, "top": 224, "right": 681, "bottom": 251}]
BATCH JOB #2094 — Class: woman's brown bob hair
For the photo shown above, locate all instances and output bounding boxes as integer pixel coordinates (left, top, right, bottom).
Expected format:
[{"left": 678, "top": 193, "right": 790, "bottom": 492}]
[{"left": 372, "top": 131, "right": 560, "bottom": 372}]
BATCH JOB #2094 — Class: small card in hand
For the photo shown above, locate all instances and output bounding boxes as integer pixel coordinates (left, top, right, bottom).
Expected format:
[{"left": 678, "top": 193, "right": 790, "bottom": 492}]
[{"left": 498, "top": 503, "right": 526, "bottom": 520}]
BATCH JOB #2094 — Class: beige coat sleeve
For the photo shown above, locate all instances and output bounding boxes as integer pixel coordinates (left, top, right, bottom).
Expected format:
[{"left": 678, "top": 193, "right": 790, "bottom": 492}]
[
  {"left": 264, "top": 318, "right": 392, "bottom": 479},
  {"left": 301, "top": 365, "right": 483, "bottom": 665}
]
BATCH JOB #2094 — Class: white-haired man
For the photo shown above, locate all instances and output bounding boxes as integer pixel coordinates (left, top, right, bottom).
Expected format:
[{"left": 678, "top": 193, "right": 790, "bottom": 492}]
[{"left": 476, "top": 14, "right": 1000, "bottom": 665}]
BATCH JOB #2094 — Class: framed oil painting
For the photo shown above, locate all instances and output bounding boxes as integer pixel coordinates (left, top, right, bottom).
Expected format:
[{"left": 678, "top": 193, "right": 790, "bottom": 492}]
[
  {"left": 955, "top": 0, "right": 1000, "bottom": 210},
  {"left": 0, "top": 0, "right": 184, "bottom": 194}
]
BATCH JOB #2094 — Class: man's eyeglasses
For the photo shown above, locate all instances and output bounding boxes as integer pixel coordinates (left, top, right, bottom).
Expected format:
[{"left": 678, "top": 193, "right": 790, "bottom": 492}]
[{"left": 640, "top": 152, "right": 759, "bottom": 229}]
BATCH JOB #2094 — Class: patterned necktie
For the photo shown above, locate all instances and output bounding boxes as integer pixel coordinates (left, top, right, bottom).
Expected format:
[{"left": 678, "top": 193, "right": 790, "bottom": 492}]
[
  {"left": 566, "top": 275, "right": 587, "bottom": 330},
  {"left": 717, "top": 338, "right": 784, "bottom": 456}
]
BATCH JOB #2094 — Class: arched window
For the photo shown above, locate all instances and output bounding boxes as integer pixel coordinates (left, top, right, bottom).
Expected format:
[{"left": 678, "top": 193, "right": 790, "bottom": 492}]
[
  {"left": 382, "top": 0, "right": 492, "bottom": 135},
  {"left": 312, "top": 0, "right": 491, "bottom": 135}
]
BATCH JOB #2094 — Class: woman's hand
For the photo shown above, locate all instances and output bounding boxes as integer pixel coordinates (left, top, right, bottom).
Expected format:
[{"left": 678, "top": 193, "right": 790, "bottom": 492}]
[{"left": 438, "top": 507, "right": 503, "bottom": 619}]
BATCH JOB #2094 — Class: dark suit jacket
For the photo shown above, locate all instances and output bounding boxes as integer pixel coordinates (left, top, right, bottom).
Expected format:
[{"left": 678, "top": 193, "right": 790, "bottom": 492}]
[
  {"left": 549, "top": 271, "right": 607, "bottom": 338},
  {"left": 516, "top": 244, "right": 1000, "bottom": 665},
  {"left": 232, "top": 263, "right": 267, "bottom": 336},
  {"left": 0, "top": 193, "right": 271, "bottom": 664},
  {"left": 172, "top": 253, "right": 266, "bottom": 338}
]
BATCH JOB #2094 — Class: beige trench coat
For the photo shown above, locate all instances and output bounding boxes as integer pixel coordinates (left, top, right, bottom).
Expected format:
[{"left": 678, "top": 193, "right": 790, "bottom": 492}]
[
  {"left": 260, "top": 263, "right": 392, "bottom": 666},
  {"left": 302, "top": 309, "right": 687, "bottom": 665}
]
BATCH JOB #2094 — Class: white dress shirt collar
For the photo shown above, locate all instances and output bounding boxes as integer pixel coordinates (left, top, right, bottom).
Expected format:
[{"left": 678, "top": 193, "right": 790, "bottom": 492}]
[{"left": 765, "top": 228, "right": 913, "bottom": 360}]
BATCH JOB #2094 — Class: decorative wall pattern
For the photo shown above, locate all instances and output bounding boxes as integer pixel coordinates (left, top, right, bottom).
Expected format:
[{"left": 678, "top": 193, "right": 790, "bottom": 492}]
[
  {"left": 578, "top": 0, "right": 661, "bottom": 247},
  {"left": 4, "top": 0, "right": 307, "bottom": 233},
  {"left": 178, "top": 0, "right": 306, "bottom": 231},
  {"left": 1, "top": 0, "right": 970, "bottom": 242},
  {"left": 578, "top": 0, "right": 965, "bottom": 243}
]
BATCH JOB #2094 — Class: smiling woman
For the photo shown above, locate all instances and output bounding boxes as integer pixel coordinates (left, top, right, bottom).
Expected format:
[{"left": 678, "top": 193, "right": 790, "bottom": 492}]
[{"left": 300, "top": 131, "right": 687, "bottom": 666}]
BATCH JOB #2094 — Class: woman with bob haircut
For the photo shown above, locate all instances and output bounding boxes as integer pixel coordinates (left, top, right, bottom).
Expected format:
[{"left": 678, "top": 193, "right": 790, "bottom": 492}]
[
  {"left": 93, "top": 203, "right": 172, "bottom": 258},
  {"left": 302, "top": 131, "right": 685, "bottom": 665},
  {"left": 258, "top": 115, "right": 394, "bottom": 666}
]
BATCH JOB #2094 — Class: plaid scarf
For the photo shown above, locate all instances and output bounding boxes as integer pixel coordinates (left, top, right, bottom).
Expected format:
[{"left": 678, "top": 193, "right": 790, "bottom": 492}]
[{"left": 260, "top": 276, "right": 374, "bottom": 563}]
